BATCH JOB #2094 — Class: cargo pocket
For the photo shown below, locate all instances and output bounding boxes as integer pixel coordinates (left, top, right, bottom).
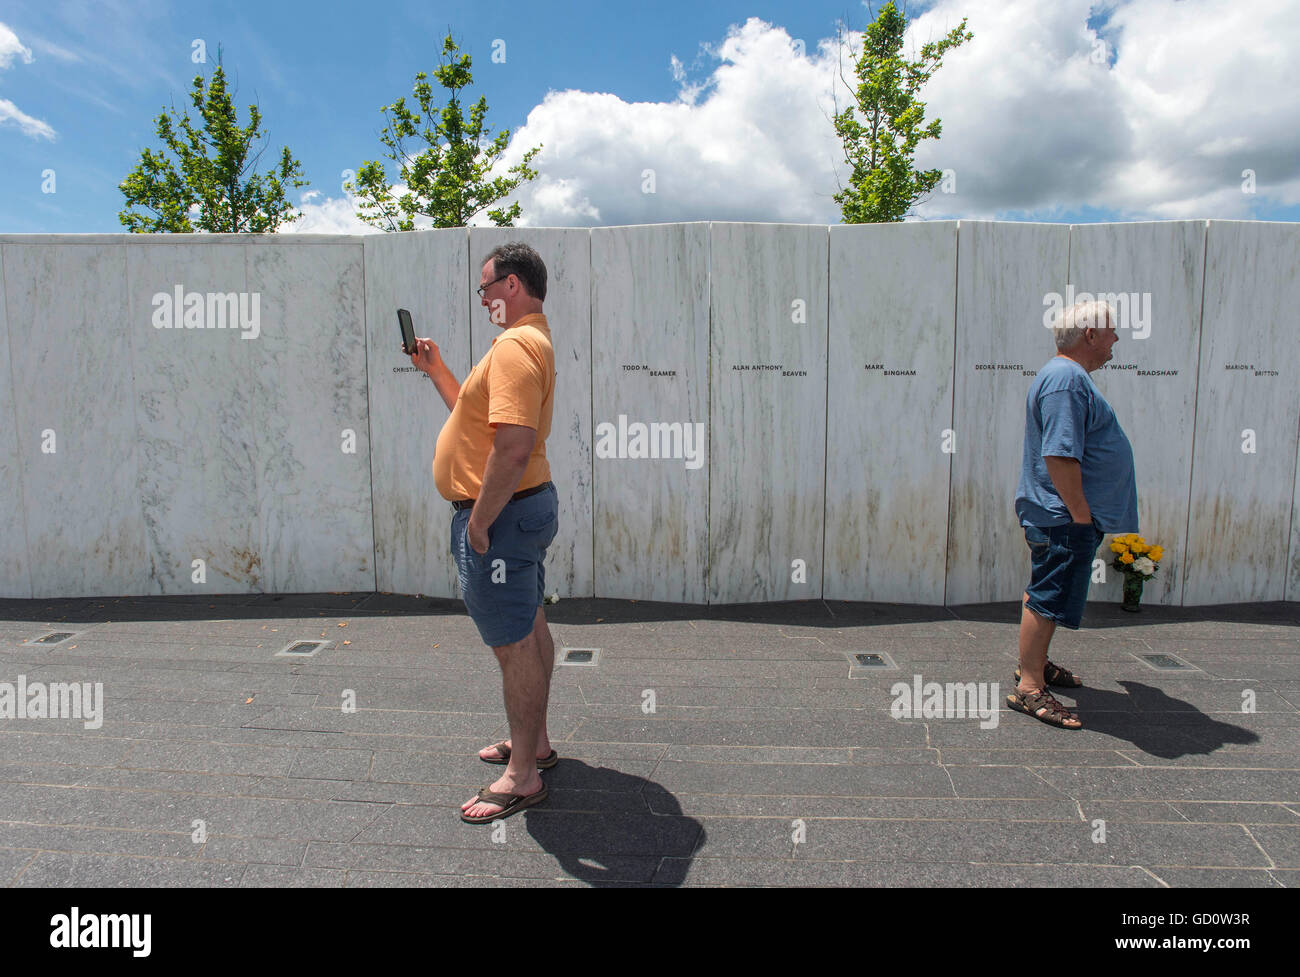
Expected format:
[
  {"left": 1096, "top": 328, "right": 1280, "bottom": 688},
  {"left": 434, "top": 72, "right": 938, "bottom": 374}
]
[
  {"left": 518, "top": 509, "right": 558, "bottom": 549},
  {"left": 1024, "top": 526, "right": 1049, "bottom": 555},
  {"left": 518, "top": 511, "right": 556, "bottom": 533}
]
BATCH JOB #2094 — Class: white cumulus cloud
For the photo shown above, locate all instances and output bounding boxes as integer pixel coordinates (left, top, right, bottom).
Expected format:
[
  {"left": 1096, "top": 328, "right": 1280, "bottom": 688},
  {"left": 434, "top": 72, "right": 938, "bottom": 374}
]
[
  {"left": 0, "top": 21, "right": 34, "bottom": 69},
  {"left": 0, "top": 97, "right": 56, "bottom": 140},
  {"left": 287, "top": 190, "right": 379, "bottom": 234},
  {"left": 293, "top": 1, "right": 1300, "bottom": 230},
  {"left": 0, "top": 22, "right": 55, "bottom": 141},
  {"left": 909, "top": 0, "right": 1300, "bottom": 218}
]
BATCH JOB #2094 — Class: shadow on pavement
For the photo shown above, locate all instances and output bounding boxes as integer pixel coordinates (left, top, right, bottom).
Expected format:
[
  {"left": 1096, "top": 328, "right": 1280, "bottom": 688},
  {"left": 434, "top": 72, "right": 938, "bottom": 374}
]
[
  {"left": 6, "top": 593, "right": 1294, "bottom": 630},
  {"left": 954, "top": 600, "right": 1300, "bottom": 631},
  {"left": 517, "top": 761, "right": 702, "bottom": 887},
  {"left": 1065, "top": 681, "right": 1261, "bottom": 759}
]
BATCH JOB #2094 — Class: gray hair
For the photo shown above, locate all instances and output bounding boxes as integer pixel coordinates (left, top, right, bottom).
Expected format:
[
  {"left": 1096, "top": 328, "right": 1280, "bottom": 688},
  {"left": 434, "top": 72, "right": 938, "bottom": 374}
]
[
  {"left": 1052, "top": 299, "right": 1114, "bottom": 352},
  {"left": 480, "top": 242, "right": 547, "bottom": 302}
]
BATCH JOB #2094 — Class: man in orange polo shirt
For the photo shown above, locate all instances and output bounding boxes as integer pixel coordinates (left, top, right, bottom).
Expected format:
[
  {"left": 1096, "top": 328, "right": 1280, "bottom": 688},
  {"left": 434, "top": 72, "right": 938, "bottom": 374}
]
[{"left": 409, "top": 242, "right": 559, "bottom": 824}]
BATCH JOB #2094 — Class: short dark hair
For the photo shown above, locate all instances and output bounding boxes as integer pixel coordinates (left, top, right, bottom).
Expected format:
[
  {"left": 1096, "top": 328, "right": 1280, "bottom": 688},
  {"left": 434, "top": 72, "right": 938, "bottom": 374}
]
[{"left": 481, "top": 242, "right": 547, "bottom": 302}]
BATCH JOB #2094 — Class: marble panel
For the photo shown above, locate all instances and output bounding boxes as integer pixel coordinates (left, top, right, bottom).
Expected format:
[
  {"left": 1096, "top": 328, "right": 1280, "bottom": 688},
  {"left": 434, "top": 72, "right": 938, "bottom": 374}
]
[
  {"left": 1290, "top": 431, "right": 1300, "bottom": 603},
  {"left": 946, "top": 221, "right": 1070, "bottom": 606},
  {"left": 1185, "top": 221, "right": 1300, "bottom": 604},
  {"left": 1069, "top": 221, "right": 1205, "bottom": 607},
  {"left": 468, "top": 227, "right": 593, "bottom": 598},
  {"left": 364, "top": 230, "right": 471, "bottom": 600},
  {"left": 590, "top": 223, "right": 710, "bottom": 602},
  {"left": 708, "top": 222, "right": 827, "bottom": 604},
  {"left": 3, "top": 244, "right": 150, "bottom": 597},
  {"left": 0, "top": 247, "right": 32, "bottom": 597},
  {"left": 125, "top": 242, "right": 261, "bottom": 594},
  {"left": 825, "top": 221, "right": 957, "bottom": 604},
  {"left": 245, "top": 243, "right": 373, "bottom": 594}
]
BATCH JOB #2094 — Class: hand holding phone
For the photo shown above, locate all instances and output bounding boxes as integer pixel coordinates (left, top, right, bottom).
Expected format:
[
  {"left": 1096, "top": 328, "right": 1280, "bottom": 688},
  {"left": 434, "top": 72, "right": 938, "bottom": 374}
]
[
  {"left": 397, "top": 308, "right": 417, "bottom": 355},
  {"left": 409, "top": 337, "right": 441, "bottom": 375}
]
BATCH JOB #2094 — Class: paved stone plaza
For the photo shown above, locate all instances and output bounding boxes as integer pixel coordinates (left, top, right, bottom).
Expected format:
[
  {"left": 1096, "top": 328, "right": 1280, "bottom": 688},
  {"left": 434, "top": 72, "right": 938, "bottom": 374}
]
[{"left": 0, "top": 594, "right": 1296, "bottom": 887}]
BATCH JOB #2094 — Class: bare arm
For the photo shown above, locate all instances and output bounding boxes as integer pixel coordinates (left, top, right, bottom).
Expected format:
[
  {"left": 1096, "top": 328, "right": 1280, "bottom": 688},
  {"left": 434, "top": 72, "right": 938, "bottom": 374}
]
[
  {"left": 1044, "top": 456, "right": 1091, "bottom": 523},
  {"left": 467, "top": 424, "right": 537, "bottom": 544},
  {"left": 410, "top": 338, "right": 459, "bottom": 412}
]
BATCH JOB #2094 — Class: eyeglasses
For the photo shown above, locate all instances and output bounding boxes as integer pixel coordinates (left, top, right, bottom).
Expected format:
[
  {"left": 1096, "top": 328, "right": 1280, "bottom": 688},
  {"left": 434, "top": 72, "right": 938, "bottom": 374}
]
[{"left": 477, "top": 275, "right": 511, "bottom": 297}]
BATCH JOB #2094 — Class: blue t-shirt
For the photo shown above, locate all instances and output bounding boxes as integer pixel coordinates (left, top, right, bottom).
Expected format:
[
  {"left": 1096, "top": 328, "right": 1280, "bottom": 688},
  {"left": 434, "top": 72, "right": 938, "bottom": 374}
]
[{"left": 1014, "top": 356, "right": 1139, "bottom": 532}]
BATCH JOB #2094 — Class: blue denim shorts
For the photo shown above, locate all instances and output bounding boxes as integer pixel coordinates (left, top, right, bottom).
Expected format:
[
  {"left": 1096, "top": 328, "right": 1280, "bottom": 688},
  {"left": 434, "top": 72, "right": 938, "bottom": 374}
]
[
  {"left": 1023, "top": 521, "right": 1105, "bottom": 630},
  {"left": 450, "top": 483, "right": 559, "bottom": 648}
]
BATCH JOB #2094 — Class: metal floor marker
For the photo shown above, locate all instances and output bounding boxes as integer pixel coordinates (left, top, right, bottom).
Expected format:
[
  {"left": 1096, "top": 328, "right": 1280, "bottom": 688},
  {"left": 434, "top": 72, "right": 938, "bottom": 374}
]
[
  {"left": 275, "top": 640, "right": 329, "bottom": 658},
  {"left": 22, "top": 631, "right": 78, "bottom": 647},
  {"left": 848, "top": 651, "right": 898, "bottom": 674}
]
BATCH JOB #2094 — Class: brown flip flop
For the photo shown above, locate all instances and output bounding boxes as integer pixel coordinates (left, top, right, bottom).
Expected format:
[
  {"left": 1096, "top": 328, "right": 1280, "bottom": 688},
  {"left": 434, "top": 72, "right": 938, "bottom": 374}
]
[
  {"left": 480, "top": 741, "right": 559, "bottom": 769},
  {"left": 460, "top": 784, "right": 549, "bottom": 824}
]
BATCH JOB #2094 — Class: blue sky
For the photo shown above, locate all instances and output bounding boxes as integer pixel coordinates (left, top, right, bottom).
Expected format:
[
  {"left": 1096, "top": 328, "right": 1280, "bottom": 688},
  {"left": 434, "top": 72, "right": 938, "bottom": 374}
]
[{"left": 1, "top": 0, "right": 1297, "bottom": 233}]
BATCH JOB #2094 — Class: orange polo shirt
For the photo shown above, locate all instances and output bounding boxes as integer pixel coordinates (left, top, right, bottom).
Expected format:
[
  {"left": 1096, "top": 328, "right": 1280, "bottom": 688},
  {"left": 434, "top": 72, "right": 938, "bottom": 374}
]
[{"left": 433, "top": 313, "right": 555, "bottom": 501}]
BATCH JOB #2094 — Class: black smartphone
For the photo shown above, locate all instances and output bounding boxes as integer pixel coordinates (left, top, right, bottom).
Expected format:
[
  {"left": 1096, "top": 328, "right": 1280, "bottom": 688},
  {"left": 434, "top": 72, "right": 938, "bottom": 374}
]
[{"left": 397, "top": 308, "right": 417, "bottom": 356}]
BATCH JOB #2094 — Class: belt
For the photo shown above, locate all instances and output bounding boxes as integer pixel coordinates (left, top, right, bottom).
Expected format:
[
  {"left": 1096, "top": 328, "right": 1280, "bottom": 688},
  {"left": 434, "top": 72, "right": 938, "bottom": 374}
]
[{"left": 451, "top": 481, "right": 552, "bottom": 511}]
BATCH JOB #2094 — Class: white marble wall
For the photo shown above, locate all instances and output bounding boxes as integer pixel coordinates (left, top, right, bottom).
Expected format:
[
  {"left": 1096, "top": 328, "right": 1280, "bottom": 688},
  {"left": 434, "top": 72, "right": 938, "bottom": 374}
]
[
  {"left": 1, "top": 224, "right": 1297, "bottom": 607},
  {"left": 708, "top": 223, "right": 828, "bottom": 604},
  {"left": 469, "top": 228, "right": 594, "bottom": 598},
  {"left": 3, "top": 243, "right": 150, "bottom": 597},
  {"left": 1185, "top": 221, "right": 1300, "bottom": 604},
  {"left": 364, "top": 230, "right": 470, "bottom": 600},
  {"left": 245, "top": 243, "right": 373, "bottom": 593},
  {"left": 591, "top": 223, "right": 710, "bottom": 603},
  {"left": 825, "top": 222, "right": 956, "bottom": 604},
  {"left": 1289, "top": 434, "right": 1300, "bottom": 603},
  {"left": 126, "top": 242, "right": 261, "bottom": 593},
  {"left": 127, "top": 240, "right": 373, "bottom": 596},
  {"left": 946, "top": 222, "right": 1071, "bottom": 606},
  {"left": 0, "top": 252, "right": 30, "bottom": 597},
  {"left": 1070, "top": 221, "right": 1205, "bottom": 607}
]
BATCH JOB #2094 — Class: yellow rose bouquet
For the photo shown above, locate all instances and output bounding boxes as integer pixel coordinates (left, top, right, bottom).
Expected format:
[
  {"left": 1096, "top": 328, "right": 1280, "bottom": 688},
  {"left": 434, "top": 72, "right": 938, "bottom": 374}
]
[{"left": 1109, "top": 534, "right": 1164, "bottom": 611}]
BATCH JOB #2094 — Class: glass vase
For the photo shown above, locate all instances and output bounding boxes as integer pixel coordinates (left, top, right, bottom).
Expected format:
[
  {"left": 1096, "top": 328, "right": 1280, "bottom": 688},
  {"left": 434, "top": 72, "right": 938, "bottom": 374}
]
[{"left": 1121, "top": 573, "right": 1144, "bottom": 612}]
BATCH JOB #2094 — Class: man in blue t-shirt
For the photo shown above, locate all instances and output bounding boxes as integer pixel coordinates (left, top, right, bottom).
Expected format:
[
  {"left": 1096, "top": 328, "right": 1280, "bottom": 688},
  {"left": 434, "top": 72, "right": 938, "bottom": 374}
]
[{"left": 1010, "top": 300, "right": 1139, "bottom": 730}]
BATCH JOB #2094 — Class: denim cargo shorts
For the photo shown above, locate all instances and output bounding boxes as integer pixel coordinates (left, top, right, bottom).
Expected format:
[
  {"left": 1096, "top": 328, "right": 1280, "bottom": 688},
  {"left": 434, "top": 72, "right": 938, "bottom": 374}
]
[
  {"left": 1023, "top": 521, "right": 1105, "bottom": 630},
  {"left": 450, "top": 483, "right": 559, "bottom": 647}
]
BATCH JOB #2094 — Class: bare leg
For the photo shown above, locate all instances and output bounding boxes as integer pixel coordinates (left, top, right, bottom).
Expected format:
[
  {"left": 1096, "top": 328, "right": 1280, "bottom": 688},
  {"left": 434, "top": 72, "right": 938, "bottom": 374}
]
[
  {"left": 477, "top": 607, "right": 554, "bottom": 761},
  {"left": 534, "top": 606, "right": 555, "bottom": 721},
  {"left": 1016, "top": 592, "right": 1080, "bottom": 728},
  {"left": 462, "top": 622, "right": 548, "bottom": 817},
  {"left": 1017, "top": 591, "right": 1056, "bottom": 691}
]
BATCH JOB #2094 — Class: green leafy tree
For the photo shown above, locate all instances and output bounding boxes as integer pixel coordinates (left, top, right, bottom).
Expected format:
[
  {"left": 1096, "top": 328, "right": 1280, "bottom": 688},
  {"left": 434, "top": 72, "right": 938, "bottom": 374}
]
[
  {"left": 119, "top": 60, "right": 307, "bottom": 233},
  {"left": 833, "top": 2, "right": 972, "bottom": 223},
  {"left": 349, "top": 33, "right": 540, "bottom": 230}
]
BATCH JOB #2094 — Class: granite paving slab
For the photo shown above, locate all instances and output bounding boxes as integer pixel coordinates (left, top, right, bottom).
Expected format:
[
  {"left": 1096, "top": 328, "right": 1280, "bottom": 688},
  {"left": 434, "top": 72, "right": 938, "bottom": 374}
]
[{"left": 1, "top": 594, "right": 1295, "bottom": 887}]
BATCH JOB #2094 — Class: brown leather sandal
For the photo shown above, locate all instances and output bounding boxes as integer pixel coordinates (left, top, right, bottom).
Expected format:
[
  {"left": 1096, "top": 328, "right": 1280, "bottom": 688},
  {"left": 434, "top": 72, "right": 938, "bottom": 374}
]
[
  {"left": 1014, "top": 659, "right": 1083, "bottom": 688},
  {"left": 1006, "top": 688, "right": 1082, "bottom": 729}
]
